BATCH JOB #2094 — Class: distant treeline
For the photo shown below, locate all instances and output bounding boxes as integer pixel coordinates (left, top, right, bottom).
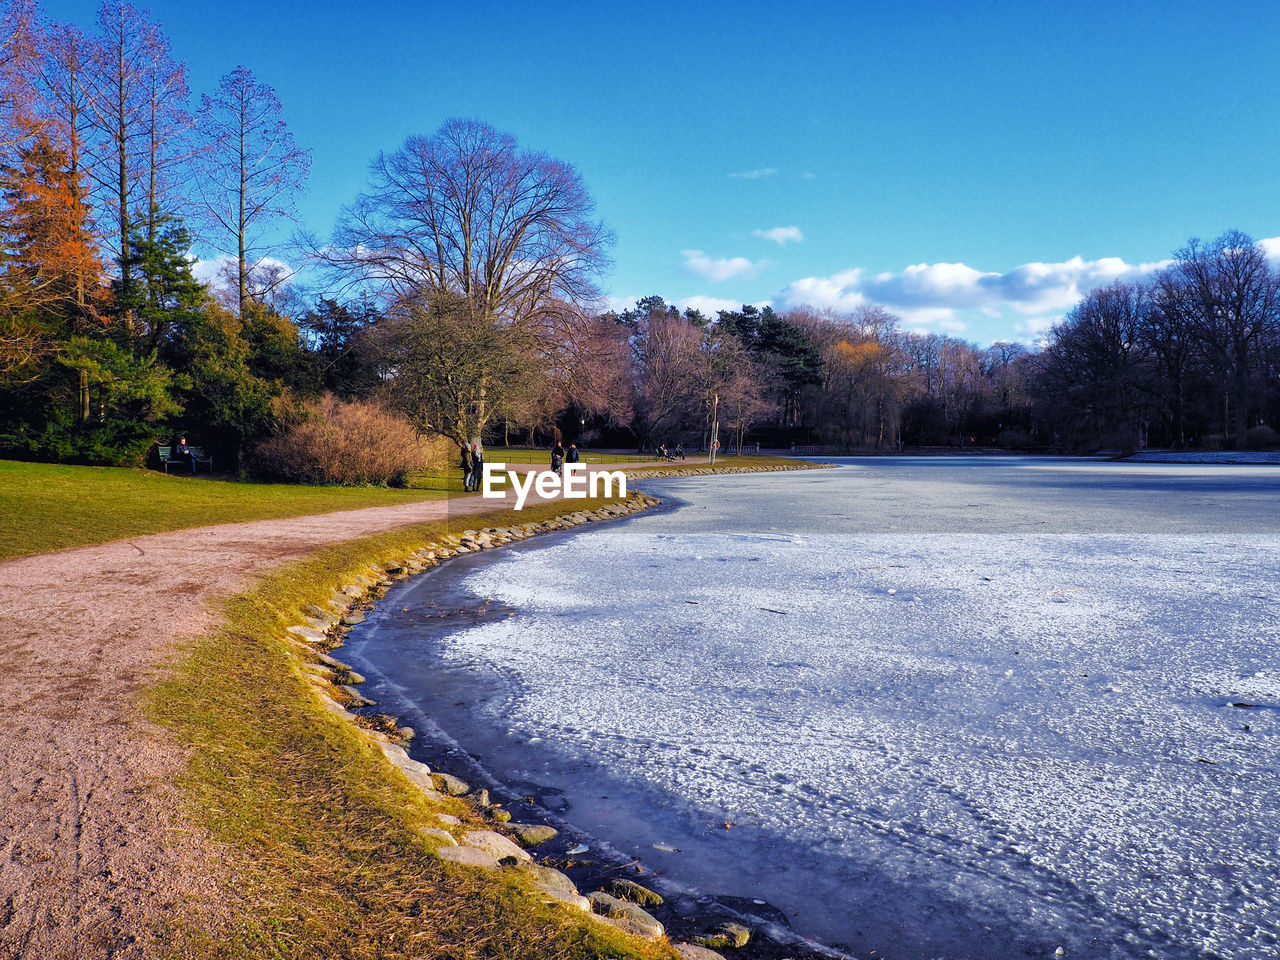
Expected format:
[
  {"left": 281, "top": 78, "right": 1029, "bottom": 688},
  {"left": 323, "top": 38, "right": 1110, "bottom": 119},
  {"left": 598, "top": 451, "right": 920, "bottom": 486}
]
[{"left": 605, "top": 232, "right": 1280, "bottom": 455}]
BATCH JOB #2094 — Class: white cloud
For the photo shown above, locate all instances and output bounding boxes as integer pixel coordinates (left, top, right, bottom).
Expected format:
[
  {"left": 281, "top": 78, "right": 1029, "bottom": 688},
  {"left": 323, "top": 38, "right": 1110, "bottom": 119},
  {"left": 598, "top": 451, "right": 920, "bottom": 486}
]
[
  {"left": 776, "top": 252, "right": 1178, "bottom": 322},
  {"left": 682, "top": 249, "right": 765, "bottom": 283},
  {"left": 753, "top": 226, "right": 805, "bottom": 245},
  {"left": 776, "top": 269, "right": 868, "bottom": 312},
  {"left": 193, "top": 253, "right": 295, "bottom": 288},
  {"left": 1010, "top": 315, "right": 1059, "bottom": 348},
  {"left": 728, "top": 167, "right": 777, "bottom": 180},
  {"left": 676, "top": 295, "right": 745, "bottom": 316},
  {"left": 775, "top": 235, "right": 1280, "bottom": 341},
  {"left": 191, "top": 253, "right": 234, "bottom": 287}
]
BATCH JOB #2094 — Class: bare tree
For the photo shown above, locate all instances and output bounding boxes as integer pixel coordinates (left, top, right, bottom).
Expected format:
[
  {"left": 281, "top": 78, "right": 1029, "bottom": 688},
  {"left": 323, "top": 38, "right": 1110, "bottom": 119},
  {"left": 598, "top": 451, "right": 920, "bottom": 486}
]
[
  {"left": 36, "top": 22, "right": 91, "bottom": 180},
  {"left": 138, "top": 29, "right": 191, "bottom": 243},
  {"left": 322, "top": 117, "right": 612, "bottom": 325},
  {"left": 551, "top": 309, "right": 634, "bottom": 428},
  {"left": 1158, "top": 231, "right": 1280, "bottom": 448},
  {"left": 380, "top": 290, "right": 543, "bottom": 449},
  {"left": 630, "top": 308, "right": 706, "bottom": 448},
  {"left": 706, "top": 331, "right": 772, "bottom": 451},
  {"left": 0, "top": 0, "right": 39, "bottom": 157},
  {"left": 80, "top": 1, "right": 161, "bottom": 280},
  {"left": 1036, "top": 282, "right": 1150, "bottom": 449},
  {"left": 1140, "top": 282, "right": 1200, "bottom": 446},
  {"left": 797, "top": 306, "right": 909, "bottom": 447},
  {"left": 321, "top": 118, "right": 610, "bottom": 441},
  {"left": 194, "top": 65, "right": 309, "bottom": 316}
]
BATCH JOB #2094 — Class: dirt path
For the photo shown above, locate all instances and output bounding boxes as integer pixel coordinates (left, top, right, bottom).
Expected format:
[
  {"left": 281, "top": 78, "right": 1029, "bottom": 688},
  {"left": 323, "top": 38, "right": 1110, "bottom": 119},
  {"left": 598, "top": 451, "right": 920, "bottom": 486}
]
[{"left": 0, "top": 465, "right": 662, "bottom": 960}]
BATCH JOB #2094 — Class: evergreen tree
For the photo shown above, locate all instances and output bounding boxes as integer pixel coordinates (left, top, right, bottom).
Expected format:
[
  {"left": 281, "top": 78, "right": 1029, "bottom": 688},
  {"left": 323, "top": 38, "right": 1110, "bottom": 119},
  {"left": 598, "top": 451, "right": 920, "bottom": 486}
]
[
  {"left": 298, "top": 297, "right": 384, "bottom": 397},
  {"left": 112, "top": 209, "right": 205, "bottom": 352},
  {"left": 167, "top": 299, "right": 276, "bottom": 471}
]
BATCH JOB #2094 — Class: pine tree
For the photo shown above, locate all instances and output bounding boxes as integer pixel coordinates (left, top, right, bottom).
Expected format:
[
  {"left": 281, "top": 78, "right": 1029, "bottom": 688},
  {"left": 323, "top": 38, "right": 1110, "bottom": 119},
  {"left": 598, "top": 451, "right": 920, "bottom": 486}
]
[{"left": 113, "top": 208, "right": 205, "bottom": 353}]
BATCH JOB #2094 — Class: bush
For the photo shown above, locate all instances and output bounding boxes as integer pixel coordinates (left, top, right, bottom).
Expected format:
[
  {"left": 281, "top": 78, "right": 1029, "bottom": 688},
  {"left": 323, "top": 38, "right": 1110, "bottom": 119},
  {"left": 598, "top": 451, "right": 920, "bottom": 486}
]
[
  {"left": 997, "top": 428, "right": 1033, "bottom": 450},
  {"left": 251, "top": 395, "right": 436, "bottom": 486},
  {"left": 1246, "top": 425, "right": 1280, "bottom": 450},
  {"left": 2, "top": 405, "right": 157, "bottom": 467}
]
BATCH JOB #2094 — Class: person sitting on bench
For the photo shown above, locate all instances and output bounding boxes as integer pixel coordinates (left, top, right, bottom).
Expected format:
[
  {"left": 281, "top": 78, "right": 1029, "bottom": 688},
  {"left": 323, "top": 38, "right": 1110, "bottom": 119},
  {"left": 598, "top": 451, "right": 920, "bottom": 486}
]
[{"left": 174, "top": 436, "right": 199, "bottom": 473}]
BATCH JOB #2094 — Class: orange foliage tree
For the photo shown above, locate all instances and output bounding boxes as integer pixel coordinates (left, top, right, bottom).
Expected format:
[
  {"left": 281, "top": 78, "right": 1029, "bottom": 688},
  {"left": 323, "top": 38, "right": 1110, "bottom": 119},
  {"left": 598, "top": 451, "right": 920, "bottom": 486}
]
[{"left": 0, "top": 133, "right": 106, "bottom": 329}]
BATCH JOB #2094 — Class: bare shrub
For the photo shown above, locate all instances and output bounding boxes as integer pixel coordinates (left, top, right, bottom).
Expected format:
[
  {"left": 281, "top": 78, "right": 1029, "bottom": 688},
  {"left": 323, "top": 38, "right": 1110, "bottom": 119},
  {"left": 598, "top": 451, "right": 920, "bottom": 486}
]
[
  {"left": 252, "top": 395, "right": 435, "bottom": 486},
  {"left": 997, "top": 428, "right": 1032, "bottom": 449},
  {"left": 1245, "top": 425, "right": 1280, "bottom": 450}
]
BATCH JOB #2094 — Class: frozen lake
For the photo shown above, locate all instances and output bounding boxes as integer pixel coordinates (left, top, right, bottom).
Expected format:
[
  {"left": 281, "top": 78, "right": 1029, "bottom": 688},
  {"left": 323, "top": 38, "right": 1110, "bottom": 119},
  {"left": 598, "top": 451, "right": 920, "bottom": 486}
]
[{"left": 346, "top": 457, "right": 1280, "bottom": 960}]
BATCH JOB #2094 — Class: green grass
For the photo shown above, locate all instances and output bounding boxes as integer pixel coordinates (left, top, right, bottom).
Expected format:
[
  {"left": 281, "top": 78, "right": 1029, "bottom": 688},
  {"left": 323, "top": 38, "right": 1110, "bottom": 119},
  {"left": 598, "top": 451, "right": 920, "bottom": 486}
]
[
  {"left": 482, "top": 448, "right": 811, "bottom": 468},
  {"left": 627, "top": 453, "right": 814, "bottom": 473},
  {"left": 147, "top": 496, "right": 676, "bottom": 960},
  {"left": 481, "top": 446, "right": 659, "bottom": 465},
  {"left": 0, "top": 460, "right": 464, "bottom": 560}
]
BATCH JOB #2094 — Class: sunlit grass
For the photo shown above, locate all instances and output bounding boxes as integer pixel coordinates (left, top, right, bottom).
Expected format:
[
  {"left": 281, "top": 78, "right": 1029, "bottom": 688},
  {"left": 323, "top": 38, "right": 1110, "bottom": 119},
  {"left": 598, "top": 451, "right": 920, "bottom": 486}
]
[
  {"left": 481, "top": 446, "right": 658, "bottom": 465},
  {"left": 0, "top": 454, "right": 813, "bottom": 561},
  {"left": 148, "top": 496, "right": 676, "bottom": 960},
  {"left": 0, "top": 460, "right": 454, "bottom": 560}
]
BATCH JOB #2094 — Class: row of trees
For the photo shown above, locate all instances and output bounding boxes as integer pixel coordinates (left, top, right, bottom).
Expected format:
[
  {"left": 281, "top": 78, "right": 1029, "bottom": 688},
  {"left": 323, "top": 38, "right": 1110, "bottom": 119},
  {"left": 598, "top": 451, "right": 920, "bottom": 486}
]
[
  {"left": 569, "top": 229, "right": 1279, "bottom": 455},
  {"left": 1039, "top": 231, "right": 1280, "bottom": 451},
  {"left": 0, "top": 0, "right": 311, "bottom": 467}
]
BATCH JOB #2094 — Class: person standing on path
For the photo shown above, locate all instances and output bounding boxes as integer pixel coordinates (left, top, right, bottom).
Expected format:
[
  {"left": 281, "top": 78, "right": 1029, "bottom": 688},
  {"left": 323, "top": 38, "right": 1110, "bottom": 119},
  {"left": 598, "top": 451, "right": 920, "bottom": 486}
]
[
  {"left": 566, "top": 443, "right": 580, "bottom": 466},
  {"left": 551, "top": 441, "right": 565, "bottom": 476},
  {"left": 460, "top": 444, "right": 474, "bottom": 491},
  {"left": 470, "top": 443, "right": 484, "bottom": 491}
]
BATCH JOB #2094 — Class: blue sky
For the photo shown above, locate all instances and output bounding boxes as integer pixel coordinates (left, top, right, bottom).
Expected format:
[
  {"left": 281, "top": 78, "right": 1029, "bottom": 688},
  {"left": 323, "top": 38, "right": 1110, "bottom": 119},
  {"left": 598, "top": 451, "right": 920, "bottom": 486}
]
[{"left": 40, "top": 0, "right": 1280, "bottom": 343}]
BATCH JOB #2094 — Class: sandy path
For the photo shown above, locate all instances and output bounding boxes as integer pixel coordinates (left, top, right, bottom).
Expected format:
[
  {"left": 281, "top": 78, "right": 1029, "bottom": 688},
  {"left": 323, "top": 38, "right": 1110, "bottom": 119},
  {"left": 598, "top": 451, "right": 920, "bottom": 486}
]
[{"left": 0, "top": 462, "right": 663, "bottom": 960}]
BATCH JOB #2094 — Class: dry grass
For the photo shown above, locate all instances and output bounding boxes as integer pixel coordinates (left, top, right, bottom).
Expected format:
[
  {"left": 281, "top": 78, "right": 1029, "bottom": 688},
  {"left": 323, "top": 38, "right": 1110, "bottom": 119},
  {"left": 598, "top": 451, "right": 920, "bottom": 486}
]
[
  {"left": 148, "top": 496, "right": 676, "bottom": 960},
  {"left": 626, "top": 454, "right": 822, "bottom": 475}
]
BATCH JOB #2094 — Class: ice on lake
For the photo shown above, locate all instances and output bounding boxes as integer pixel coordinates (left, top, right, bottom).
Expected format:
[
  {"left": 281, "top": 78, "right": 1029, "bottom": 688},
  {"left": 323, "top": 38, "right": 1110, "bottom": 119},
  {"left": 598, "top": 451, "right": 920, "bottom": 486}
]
[{"left": 355, "top": 458, "right": 1280, "bottom": 959}]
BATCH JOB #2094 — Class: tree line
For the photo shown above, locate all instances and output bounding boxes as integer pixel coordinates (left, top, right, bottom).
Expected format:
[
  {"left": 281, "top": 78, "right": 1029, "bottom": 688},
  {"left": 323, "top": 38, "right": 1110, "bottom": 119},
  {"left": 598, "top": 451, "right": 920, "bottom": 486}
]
[
  {"left": 2, "top": 1, "right": 1276, "bottom": 481},
  {"left": 0, "top": 0, "right": 310, "bottom": 469},
  {"left": 1038, "top": 231, "right": 1280, "bottom": 451}
]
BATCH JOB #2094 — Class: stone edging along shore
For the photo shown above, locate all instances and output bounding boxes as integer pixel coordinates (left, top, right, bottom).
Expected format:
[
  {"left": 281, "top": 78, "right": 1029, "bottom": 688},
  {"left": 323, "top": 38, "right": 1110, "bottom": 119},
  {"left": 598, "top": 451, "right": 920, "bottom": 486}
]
[
  {"left": 270, "top": 462, "right": 838, "bottom": 960},
  {"left": 276, "top": 493, "right": 742, "bottom": 957}
]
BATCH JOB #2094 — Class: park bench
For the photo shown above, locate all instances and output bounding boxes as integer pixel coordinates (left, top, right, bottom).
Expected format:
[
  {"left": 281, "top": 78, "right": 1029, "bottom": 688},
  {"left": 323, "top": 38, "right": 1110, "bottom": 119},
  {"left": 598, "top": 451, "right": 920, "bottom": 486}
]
[{"left": 158, "top": 444, "right": 213, "bottom": 474}]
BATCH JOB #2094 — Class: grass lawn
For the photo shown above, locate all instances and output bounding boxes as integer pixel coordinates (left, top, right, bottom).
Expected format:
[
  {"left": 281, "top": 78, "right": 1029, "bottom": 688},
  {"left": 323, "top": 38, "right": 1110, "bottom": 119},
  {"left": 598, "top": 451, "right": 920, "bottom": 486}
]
[
  {"left": 483, "top": 447, "right": 808, "bottom": 468},
  {"left": 0, "top": 460, "right": 464, "bottom": 560},
  {"left": 481, "top": 446, "right": 658, "bottom": 465}
]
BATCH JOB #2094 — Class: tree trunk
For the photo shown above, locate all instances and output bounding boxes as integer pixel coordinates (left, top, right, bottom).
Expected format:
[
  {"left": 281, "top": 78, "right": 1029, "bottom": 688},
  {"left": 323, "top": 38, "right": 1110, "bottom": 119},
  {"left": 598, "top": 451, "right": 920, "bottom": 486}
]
[
  {"left": 1223, "top": 386, "right": 1231, "bottom": 448},
  {"left": 1235, "top": 383, "right": 1249, "bottom": 450},
  {"left": 238, "top": 122, "right": 247, "bottom": 317},
  {"left": 115, "top": 61, "right": 130, "bottom": 296}
]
